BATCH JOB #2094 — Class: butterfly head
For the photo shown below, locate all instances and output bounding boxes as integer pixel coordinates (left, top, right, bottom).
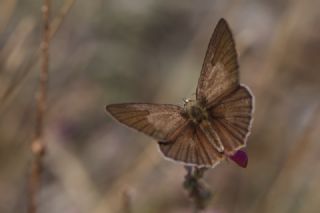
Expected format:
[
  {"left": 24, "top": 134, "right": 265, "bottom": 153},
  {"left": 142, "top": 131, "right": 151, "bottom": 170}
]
[
  {"left": 183, "top": 98, "right": 193, "bottom": 105},
  {"left": 183, "top": 98, "right": 196, "bottom": 112}
]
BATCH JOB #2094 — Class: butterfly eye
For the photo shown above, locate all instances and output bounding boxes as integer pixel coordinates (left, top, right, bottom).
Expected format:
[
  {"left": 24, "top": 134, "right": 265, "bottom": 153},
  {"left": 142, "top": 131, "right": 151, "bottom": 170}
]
[{"left": 184, "top": 98, "right": 190, "bottom": 103}]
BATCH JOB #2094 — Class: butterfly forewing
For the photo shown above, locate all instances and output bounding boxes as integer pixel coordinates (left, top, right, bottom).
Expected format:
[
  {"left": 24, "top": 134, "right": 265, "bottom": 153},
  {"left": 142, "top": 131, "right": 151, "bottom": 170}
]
[
  {"left": 106, "top": 103, "right": 188, "bottom": 142},
  {"left": 196, "top": 18, "right": 239, "bottom": 107},
  {"left": 209, "top": 85, "right": 253, "bottom": 154},
  {"left": 159, "top": 124, "right": 224, "bottom": 167}
]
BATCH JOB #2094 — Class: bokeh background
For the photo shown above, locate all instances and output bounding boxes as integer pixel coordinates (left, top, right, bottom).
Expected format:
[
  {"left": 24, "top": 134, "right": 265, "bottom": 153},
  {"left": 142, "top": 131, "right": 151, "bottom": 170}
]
[{"left": 1, "top": 0, "right": 320, "bottom": 212}]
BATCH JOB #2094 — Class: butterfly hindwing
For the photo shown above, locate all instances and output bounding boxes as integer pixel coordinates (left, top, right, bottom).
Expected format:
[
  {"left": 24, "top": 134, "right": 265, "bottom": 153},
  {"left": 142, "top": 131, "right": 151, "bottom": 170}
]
[
  {"left": 159, "top": 124, "right": 224, "bottom": 167},
  {"left": 196, "top": 18, "right": 239, "bottom": 107},
  {"left": 106, "top": 103, "right": 188, "bottom": 142},
  {"left": 209, "top": 85, "right": 253, "bottom": 154}
]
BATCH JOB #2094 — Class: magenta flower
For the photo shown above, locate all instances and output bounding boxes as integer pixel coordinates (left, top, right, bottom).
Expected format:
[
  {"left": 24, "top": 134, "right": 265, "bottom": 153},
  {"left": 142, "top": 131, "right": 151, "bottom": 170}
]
[{"left": 229, "top": 150, "right": 248, "bottom": 168}]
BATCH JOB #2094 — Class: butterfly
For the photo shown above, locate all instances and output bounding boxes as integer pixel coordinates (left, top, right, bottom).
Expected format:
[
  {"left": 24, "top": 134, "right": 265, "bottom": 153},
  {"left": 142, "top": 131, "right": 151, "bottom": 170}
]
[{"left": 106, "top": 18, "right": 254, "bottom": 168}]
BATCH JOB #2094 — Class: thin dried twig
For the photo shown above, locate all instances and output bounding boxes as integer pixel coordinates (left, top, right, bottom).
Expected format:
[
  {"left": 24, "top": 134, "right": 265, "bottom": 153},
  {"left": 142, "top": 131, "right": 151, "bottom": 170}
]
[
  {"left": 27, "top": 1, "right": 50, "bottom": 213},
  {"left": 122, "top": 189, "right": 132, "bottom": 213},
  {"left": 0, "top": 0, "right": 75, "bottom": 112}
]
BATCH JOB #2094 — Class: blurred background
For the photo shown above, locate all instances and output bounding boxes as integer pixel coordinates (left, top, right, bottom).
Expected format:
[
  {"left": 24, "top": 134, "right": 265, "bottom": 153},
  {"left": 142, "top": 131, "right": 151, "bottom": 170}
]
[{"left": 1, "top": 0, "right": 320, "bottom": 212}]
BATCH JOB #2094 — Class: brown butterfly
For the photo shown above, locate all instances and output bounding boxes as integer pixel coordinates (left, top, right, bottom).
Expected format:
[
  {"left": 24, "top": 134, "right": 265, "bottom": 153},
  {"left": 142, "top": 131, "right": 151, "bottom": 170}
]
[{"left": 106, "top": 18, "right": 254, "bottom": 168}]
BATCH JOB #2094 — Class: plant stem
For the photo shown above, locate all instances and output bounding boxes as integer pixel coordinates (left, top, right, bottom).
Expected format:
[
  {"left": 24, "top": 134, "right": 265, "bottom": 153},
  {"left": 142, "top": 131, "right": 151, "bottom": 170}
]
[
  {"left": 27, "top": 1, "right": 50, "bottom": 213},
  {"left": 183, "top": 166, "right": 212, "bottom": 212}
]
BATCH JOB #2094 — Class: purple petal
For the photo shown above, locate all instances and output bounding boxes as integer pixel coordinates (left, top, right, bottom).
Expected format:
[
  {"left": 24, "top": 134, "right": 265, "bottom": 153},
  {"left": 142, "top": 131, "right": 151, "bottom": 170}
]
[{"left": 230, "top": 150, "right": 248, "bottom": 168}]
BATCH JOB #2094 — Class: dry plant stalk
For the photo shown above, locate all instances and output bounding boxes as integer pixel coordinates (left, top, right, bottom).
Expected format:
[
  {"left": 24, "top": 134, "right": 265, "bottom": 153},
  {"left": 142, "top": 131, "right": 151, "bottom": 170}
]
[
  {"left": 183, "top": 166, "right": 212, "bottom": 212},
  {"left": 122, "top": 189, "right": 132, "bottom": 213},
  {"left": 28, "top": 0, "right": 50, "bottom": 213},
  {"left": 0, "top": 0, "right": 75, "bottom": 111}
]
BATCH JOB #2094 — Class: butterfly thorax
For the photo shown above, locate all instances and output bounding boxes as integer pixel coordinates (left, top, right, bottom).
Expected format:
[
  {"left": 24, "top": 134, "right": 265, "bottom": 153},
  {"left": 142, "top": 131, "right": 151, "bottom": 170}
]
[{"left": 185, "top": 100, "right": 208, "bottom": 124}]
